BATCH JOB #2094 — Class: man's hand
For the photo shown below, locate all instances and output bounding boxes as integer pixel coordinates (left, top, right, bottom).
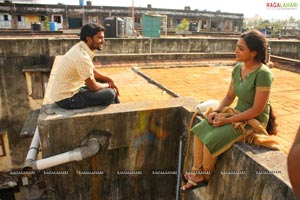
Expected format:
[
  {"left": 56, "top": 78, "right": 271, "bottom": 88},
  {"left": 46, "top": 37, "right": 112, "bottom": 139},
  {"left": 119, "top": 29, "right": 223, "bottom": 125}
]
[{"left": 108, "top": 81, "right": 120, "bottom": 96}]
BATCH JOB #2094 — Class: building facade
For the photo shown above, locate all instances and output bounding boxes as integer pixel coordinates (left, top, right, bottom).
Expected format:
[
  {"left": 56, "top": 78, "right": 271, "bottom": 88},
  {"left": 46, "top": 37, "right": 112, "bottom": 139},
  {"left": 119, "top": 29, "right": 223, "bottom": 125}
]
[{"left": 0, "top": 2, "right": 244, "bottom": 33}]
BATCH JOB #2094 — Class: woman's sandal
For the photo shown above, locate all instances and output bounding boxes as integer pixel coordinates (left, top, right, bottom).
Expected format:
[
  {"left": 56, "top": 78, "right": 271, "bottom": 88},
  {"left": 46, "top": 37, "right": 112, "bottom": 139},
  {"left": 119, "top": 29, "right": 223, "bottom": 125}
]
[
  {"left": 180, "top": 174, "right": 208, "bottom": 192},
  {"left": 182, "top": 174, "right": 189, "bottom": 183},
  {"left": 180, "top": 179, "right": 208, "bottom": 192}
]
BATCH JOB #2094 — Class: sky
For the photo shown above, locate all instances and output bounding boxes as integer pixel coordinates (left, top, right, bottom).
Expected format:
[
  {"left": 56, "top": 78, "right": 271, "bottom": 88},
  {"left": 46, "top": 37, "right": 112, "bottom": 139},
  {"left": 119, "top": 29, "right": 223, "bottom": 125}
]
[{"left": 37, "top": 0, "right": 300, "bottom": 20}]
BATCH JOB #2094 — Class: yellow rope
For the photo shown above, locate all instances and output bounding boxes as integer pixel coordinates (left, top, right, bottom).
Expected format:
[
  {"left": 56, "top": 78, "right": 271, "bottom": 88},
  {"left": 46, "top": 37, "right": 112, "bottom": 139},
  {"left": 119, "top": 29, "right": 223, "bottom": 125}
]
[{"left": 183, "top": 109, "right": 200, "bottom": 174}]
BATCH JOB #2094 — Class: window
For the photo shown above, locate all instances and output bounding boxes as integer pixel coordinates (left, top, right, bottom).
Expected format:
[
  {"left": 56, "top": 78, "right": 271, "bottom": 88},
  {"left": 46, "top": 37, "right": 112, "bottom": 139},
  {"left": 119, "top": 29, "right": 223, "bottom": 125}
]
[
  {"left": 176, "top": 19, "right": 181, "bottom": 27},
  {"left": 4, "top": 15, "right": 8, "bottom": 21},
  {"left": 17, "top": 15, "right": 26, "bottom": 28},
  {"left": 134, "top": 17, "right": 140, "bottom": 23},
  {"left": 134, "top": 17, "right": 141, "bottom": 28},
  {"left": 31, "top": 72, "right": 49, "bottom": 99},
  {"left": 0, "top": 132, "right": 6, "bottom": 157},
  {"left": 0, "top": 14, "right": 11, "bottom": 28},
  {"left": 22, "top": 68, "right": 50, "bottom": 99},
  {"left": 89, "top": 16, "right": 97, "bottom": 23},
  {"left": 53, "top": 15, "right": 61, "bottom": 23}
]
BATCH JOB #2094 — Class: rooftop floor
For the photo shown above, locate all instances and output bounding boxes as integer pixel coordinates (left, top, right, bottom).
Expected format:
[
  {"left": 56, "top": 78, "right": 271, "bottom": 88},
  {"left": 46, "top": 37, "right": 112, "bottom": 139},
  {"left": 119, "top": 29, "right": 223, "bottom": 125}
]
[{"left": 96, "top": 59, "right": 300, "bottom": 154}]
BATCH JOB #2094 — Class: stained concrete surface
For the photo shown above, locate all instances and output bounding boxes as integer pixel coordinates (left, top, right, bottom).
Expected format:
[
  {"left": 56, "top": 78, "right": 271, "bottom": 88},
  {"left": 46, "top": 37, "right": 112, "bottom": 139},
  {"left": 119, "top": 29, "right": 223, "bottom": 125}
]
[
  {"left": 98, "top": 58, "right": 300, "bottom": 154},
  {"left": 35, "top": 56, "right": 298, "bottom": 199}
]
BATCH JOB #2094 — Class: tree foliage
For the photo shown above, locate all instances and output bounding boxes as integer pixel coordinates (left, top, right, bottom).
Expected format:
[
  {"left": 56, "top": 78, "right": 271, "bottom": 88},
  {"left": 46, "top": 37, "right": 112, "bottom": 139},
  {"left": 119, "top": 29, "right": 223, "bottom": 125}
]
[
  {"left": 243, "top": 16, "right": 300, "bottom": 37},
  {"left": 177, "top": 18, "right": 189, "bottom": 30}
]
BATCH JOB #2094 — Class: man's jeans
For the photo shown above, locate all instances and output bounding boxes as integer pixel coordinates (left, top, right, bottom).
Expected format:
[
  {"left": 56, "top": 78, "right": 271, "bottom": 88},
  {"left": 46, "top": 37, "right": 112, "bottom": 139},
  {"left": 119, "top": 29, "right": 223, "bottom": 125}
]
[{"left": 56, "top": 87, "right": 120, "bottom": 109}]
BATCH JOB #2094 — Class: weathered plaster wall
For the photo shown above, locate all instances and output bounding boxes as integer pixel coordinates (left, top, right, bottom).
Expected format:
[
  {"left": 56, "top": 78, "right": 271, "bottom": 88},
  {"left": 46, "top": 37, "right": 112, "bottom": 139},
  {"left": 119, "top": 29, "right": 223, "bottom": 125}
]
[
  {"left": 186, "top": 143, "right": 295, "bottom": 200},
  {"left": 0, "top": 60, "right": 31, "bottom": 167},
  {"left": 0, "top": 37, "right": 299, "bottom": 169},
  {"left": 270, "top": 40, "right": 300, "bottom": 60},
  {"left": 37, "top": 99, "right": 295, "bottom": 199},
  {"left": 1, "top": 38, "right": 299, "bottom": 68},
  {"left": 38, "top": 97, "right": 197, "bottom": 199},
  {"left": 1, "top": 38, "right": 298, "bottom": 65},
  {"left": 0, "top": 38, "right": 49, "bottom": 167},
  {"left": 35, "top": 56, "right": 295, "bottom": 199},
  {"left": 0, "top": 38, "right": 49, "bottom": 67}
]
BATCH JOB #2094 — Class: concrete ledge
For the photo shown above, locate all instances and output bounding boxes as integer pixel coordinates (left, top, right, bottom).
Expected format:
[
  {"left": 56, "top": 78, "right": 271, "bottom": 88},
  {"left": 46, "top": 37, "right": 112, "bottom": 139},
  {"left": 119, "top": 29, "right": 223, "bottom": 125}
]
[
  {"left": 38, "top": 96, "right": 199, "bottom": 156},
  {"left": 186, "top": 142, "right": 295, "bottom": 200},
  {"left": 94, "top": 52, "right": 236, "bottom": 64},
  {"left": 37, "top": 97, "right": 200, "bottom": 199},
  {"left": 271, "top": 55, "right": 300, "bottom": 73}
]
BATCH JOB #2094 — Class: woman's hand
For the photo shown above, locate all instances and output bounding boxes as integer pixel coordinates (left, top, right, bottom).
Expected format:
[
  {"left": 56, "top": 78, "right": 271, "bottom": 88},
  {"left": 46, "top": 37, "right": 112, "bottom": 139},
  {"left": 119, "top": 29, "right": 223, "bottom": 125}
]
[
  {"left": 207, "top": 112, "right": 218, "bottom": 124},
  {"left": 213, "top": 116, "right": 230, "bottom": 127}
]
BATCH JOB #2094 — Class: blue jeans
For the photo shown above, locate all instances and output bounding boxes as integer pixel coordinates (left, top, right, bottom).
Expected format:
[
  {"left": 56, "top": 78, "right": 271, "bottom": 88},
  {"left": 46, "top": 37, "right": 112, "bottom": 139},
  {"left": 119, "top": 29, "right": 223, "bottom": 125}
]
[{"left": 56, "top": 87, "right": 120, "bottom": 109}]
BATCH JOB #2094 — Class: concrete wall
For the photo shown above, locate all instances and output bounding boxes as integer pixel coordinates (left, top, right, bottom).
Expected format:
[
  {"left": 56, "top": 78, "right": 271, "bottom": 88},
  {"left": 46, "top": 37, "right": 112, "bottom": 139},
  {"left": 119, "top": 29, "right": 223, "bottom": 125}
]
[
  {"left": 38, "top": 97, "right": 295, "bottom": 199},
  {"left": 32, "top": 55, "right": 296, "bottom": 199},
  {"left": 270, "top": 40, "right": 300, "bottom": 60},
  {"left": 186, "top": 142, "right": 295, "bottom": 200},
  {"left": 0, "top": 37, "right": 299, "bottom": 169},
  {"left": 0, "top": 38, "right": 299, "bottom": 67},
  {"left": 0, "top": 38, "right": 49, "bottom": 168},
  {"left": 0, "top": 38, "right": 49, "bottom": 67},
  {"left": 38, "top": 97, "right": 197, "bottom": 199},
  {"left": 36, "top": 66, "right": 296, "bottom": 199}
]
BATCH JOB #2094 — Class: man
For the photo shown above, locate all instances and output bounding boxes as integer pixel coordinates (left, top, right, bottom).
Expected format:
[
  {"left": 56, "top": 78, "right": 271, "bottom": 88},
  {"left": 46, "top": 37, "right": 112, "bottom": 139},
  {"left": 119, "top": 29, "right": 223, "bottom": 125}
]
[
  {"left": 288, "top": 127, "right": 300, "bottom": 199},
  {"left": 51, "top": 23, "right": 120, "bottom": 109}
]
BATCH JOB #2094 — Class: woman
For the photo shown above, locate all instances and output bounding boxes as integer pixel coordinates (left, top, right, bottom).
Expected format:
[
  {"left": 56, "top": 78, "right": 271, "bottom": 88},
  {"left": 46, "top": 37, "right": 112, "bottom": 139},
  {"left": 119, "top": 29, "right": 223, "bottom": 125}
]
[{"left": 181, "top": 30, "right": 277, "bottom": 191}]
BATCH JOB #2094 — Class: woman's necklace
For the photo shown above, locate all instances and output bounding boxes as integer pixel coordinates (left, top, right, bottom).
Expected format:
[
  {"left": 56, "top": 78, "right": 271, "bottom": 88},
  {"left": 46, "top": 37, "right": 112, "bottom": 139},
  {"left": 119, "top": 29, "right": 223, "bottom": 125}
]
[
  {"left": 240, "top": 63, "right": 260, "bottom": 81},
  {"left": 245, "top": 63, "right": 260, "bottom": 71}
]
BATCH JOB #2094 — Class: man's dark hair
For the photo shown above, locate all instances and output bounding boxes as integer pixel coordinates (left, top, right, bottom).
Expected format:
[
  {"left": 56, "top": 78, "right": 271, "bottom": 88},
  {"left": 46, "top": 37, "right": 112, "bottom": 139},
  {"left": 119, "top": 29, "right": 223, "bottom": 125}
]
[{"left": 80, "top": 23, "right": 105, "bottom": 42}]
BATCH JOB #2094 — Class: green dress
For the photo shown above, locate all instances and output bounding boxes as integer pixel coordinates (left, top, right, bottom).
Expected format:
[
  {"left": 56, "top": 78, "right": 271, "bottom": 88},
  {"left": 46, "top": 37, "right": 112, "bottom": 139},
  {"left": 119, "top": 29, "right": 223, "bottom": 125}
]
[{"left": 191, "top": 63, "right": 273, "bottom": 157}]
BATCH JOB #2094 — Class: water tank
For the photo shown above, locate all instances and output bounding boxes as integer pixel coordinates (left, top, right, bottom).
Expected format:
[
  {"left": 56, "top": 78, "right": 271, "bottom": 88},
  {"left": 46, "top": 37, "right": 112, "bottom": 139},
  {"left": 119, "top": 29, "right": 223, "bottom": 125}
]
[
  {"left": 86, "top": 1, "right": 92, "bottom": 6},
  {"left": 189, "top": 22, "right": 198, "bottom": 32},
  {"left": 49, "top": 22, "right": 58, "bottom": 31},
  {"left": 32, "top": 22, "right": 42, "bottom": 31},
  {"left": 124, "top": 17, "right": 133, "bottom": 36},
  {"left": 79, "top": 0, "right": 84, "bottom": 6},
  {"left": 104, "top": 17, "right": 125, "bottom": 38},
  {"left": 116, "top": 17, "right": 125, "bottom": 37}
]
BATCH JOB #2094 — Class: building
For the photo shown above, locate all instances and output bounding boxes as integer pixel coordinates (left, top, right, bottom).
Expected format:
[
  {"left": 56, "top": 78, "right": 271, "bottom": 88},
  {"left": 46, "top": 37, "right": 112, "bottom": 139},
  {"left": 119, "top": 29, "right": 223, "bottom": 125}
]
[
  {"left": 0, "top": 1, "right": 244, "bottom": 34},
  {"left": 280, "top": 22, "right": 300, "bottom": 38}
]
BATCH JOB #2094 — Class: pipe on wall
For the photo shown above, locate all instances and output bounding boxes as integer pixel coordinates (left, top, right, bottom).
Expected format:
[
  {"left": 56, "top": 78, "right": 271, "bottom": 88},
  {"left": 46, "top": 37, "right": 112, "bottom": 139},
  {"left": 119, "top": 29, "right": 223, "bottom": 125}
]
[
  {"left": 23, "top": 127, "right": 100, "bottom": 171},
  {"left": 24, "top": 126, "right": 40, "bottom": 168}
]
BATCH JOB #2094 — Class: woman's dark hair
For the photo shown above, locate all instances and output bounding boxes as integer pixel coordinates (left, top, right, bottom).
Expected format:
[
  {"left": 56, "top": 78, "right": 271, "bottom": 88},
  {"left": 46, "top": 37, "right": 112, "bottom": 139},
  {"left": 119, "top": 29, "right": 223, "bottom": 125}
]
[
  {"left": 267, "top": 105, "right": 278, "bottom": 135},
  {"left": 80, "top": 23, "right": 105, "bottom": 42},
  {"left": 241, "top": 30, "right": 267, "bottom": 64}
]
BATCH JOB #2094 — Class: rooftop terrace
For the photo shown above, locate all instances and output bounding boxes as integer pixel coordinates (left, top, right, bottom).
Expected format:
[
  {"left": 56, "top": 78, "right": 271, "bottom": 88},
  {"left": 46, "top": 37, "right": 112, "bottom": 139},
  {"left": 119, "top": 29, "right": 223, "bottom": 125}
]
[
  {"left": 35, "top": 56, "right": 299, "bottom": 199},
  {"left": 94, "top": 58, "right": 300, "bottom": 154}
]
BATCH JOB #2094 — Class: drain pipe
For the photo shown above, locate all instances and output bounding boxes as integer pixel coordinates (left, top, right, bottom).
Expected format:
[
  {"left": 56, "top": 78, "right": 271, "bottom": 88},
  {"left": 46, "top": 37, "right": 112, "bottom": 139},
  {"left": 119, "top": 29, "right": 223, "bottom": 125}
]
[
  {"left": 176, "top": 134, "right": 185, "bottom": 200},
  {"left": 24, "top": 127, "right": 100, "bottom": 171},
  {"left": 24, "top": 126, "right": 40, "bottom": 169}
]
